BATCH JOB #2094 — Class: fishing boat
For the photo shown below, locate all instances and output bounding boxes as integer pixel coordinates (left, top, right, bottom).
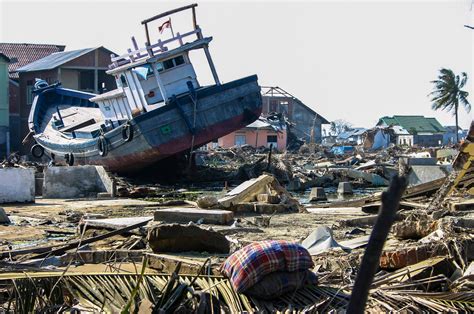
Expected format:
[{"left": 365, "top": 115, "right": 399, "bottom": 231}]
[{"left": 28, "top": 4, "right": 262, "bottom": 172}]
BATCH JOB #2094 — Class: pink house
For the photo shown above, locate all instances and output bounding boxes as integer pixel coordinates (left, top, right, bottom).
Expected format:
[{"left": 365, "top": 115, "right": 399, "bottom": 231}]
[{"left": 209, "top": 118, "right": 287, "bottom": 151}]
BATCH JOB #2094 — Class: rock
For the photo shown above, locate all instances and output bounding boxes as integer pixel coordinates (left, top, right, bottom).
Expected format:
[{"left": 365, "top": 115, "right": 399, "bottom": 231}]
[
  {"left": 147, "top": 224, "right": 230, "bottom": 254},
  {"left": 197, "top": 195, "right": 218, "bottom": 209},
  {"left": 309, "top": 187, "right": 327, "bottom": 202},
  {"left": 0, "top": 208, "right": 11, "bottom": 224}
]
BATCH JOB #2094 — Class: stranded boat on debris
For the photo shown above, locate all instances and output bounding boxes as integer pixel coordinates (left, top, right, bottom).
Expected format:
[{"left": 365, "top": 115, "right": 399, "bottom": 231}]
[{"left": 28, "top": 4, "right": 262, "bottom": 172}]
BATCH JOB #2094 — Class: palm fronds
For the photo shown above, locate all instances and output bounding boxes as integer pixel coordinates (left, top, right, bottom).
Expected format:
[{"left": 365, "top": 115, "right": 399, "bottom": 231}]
[{"left": 0, "top": 270, "right": 352, "bottom": 313}]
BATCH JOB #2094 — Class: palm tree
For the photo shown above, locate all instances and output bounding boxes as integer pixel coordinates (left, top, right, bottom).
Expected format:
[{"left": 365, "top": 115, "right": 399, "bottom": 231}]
[{"left": 429, "top": 68, "right": 471, "bottom": 143}]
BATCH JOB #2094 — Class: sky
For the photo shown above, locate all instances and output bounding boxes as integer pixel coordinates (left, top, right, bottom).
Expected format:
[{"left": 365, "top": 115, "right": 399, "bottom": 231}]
[{"left": 1, "top": 0, "right": 473, "bottom": 129}]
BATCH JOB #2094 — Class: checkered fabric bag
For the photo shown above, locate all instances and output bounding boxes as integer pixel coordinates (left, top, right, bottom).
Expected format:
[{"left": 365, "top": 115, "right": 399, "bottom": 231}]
[{"left": 220, "top": 240, "right": 314, "bottom": 293}]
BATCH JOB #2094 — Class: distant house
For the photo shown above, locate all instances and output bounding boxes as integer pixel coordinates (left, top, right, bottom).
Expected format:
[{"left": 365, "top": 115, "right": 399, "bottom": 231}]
[
  {"left": 443, "top": 126, "right": 467, "bottom": 145},
  {"left": 213, "top": 116, "right": 287, "bottom": 150},
  {"left": 0, "top": 43, "right": 65, "bottom": 153},
  {"left": 261, "top": 86, "right": 329, "bottom": 143},
  {"left": 377, "top": 115, "right": 445, "bottom": 147},
  {"left": 336, "top": 127, "right": 367, "bottom": 145},
  {"left": 0, "top": 53, "right": 10, "bottom": 157},
  {"left": 15, "top": 46, "right": 117, "bottom": 154}
]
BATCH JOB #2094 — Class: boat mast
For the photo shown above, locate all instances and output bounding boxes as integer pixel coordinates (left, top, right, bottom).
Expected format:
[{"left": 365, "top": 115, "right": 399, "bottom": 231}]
[{"left": 141, "top": 3, "right": 221, "bottom": 85}]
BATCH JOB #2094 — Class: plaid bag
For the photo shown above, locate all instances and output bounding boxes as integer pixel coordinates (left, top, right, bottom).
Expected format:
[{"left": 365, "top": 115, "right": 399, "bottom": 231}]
[
  {"left": 245, "top": 270, "right": 318, "bottom": 300},
  {"left": 220, "top": 240, "right": 314, "bottom": 293}
]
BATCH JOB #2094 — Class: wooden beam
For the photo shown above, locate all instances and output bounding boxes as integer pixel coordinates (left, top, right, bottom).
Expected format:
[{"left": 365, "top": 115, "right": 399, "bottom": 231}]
[
  {"left": 1, "top": 218, "right": 153, "bottom": 260},
  {"left": 141, "top": 3, "right": 198, "bottom": 25}
]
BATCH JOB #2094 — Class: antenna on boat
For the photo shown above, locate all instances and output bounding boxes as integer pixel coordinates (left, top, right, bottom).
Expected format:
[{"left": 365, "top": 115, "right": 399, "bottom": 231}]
[{"left": 141, "top": 3, "right": 199, "bottom": 47}]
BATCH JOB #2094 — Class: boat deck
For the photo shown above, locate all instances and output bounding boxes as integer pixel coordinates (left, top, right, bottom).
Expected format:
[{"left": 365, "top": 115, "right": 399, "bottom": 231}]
[{"left": 39, "top": 106, "right": 104, "bottom": 144}]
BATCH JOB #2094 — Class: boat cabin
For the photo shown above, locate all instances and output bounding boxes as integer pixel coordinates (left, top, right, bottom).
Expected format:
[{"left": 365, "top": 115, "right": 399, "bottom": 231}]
[{"left": 86, "top": 4, "right": 220, "bottom": 134}]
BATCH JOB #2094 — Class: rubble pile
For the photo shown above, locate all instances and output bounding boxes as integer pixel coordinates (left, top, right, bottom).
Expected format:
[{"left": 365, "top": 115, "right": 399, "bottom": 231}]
[{"left": 0, "top": 129, "right": 473, "bottom": 312}]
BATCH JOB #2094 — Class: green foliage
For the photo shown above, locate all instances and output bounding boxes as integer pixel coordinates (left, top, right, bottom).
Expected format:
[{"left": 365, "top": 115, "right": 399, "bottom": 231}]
[{"left": 429, "top": 68, "right": 470, "bottom": 142}]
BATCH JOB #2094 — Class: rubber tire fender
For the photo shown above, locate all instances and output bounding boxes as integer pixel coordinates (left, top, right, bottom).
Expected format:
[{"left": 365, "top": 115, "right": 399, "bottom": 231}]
[
  {"left": 98, "top": 136, "right": 108, "bottom": 157},
  {"left": 122, "top": 121, "right": 134, "bottom": 142},
  {"left": 31, "top": 144, "right": 44, "bottom": 158},
  {"left": 65, "top": 153, "right": 74, "bottom": 166}
]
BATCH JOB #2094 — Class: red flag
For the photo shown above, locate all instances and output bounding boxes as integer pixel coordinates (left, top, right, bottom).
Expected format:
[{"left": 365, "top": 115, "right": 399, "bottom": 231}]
[{"left": 159, "top": 18, "right": 171, "bottom": 34}]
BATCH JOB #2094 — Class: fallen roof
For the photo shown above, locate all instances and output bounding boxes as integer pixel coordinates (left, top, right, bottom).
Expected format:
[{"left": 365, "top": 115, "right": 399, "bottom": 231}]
[
  {"left": 337, "top": 128, "right": 367, "bottom": 139},
  {"left": 0, "top": 43, "right": 65, "bottom": 79},
  {"left": 261, "top": 86, "right": 330, "bottom": 124}
]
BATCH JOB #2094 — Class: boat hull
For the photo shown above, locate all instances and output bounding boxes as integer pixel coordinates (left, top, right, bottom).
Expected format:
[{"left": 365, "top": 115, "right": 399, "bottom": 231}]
[{"left": 32, "top": 75, "right": 262, "bottom": 173}]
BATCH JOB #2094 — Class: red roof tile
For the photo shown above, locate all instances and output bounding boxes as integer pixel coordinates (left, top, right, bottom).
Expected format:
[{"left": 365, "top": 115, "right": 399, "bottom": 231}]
[{"left": 0, "top": 43, "right": 65, "bottom": 79}]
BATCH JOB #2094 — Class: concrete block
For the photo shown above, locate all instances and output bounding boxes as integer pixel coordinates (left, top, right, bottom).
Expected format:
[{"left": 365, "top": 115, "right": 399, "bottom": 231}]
[
  {"left": 147, "top": 224, "right": 230, "bottom": 253},
  {"left": 43, "top": 166, "right": 115, "bottom": 198},
  {"left": 337, "top": 182, "right": 353, "bottom": 195},
  {"left": 407, "top": 165, "right": 450, "bottom": 186},
  {"left": 402, "top": 157, "right": 437, "bottom": 166},
  {"left": 0, "top": 207, "right": 10, "bottom": 224},
  {"left": 35, "top": 177, "right": 43, "bottom": 196},
  {"left": 231, "top": 203, "right": 288, "bottom": 214},
  {"left": 0, "top": 168, "right": 35, "bottom": 203},
  {"left": 257, "top": 194, "right": 280, "bottom": 204},
  {"left": 309, "top": 187, "right": 327, "bottom": 202},
  {"left": 96, "top": 192, "right": 112, "bottom": 199},
  {"left": 153, "top": 208, "right": 234, "bottom": 225},
  {"left": 218, "top": 174, "right": 274, "bottom": 208}
]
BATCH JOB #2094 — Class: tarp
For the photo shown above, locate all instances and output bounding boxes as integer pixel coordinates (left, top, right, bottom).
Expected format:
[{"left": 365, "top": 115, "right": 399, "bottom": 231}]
[{"left": 301, "top": 226, "right": 349, "bottom": 255}]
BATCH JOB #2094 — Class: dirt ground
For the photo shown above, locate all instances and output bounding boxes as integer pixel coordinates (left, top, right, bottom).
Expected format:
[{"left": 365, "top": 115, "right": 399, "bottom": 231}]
[{"left": 1, "top": 197, "right": 374, "bottom": 252}]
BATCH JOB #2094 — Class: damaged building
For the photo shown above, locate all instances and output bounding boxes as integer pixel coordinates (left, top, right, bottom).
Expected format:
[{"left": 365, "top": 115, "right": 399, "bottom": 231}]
[
  {"left": 261, "top": 86, "right": 329, "bottom": 144},
  {"left": 376, "top": 115, "right": 446, "bottom": 147},
  {"left": 212, "top": 115, "right": 287, "bottom": 150}
]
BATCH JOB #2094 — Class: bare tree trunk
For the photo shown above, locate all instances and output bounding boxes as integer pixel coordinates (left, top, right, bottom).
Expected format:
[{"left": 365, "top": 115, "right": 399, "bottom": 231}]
[{"left": 455, "top": 104, "right": 459, "bottom": 143}]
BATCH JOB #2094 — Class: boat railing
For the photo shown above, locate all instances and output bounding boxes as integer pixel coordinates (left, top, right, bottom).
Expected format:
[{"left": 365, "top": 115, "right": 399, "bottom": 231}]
[{"left": 109, "top": 28, "right": 202, "bottom": 69}]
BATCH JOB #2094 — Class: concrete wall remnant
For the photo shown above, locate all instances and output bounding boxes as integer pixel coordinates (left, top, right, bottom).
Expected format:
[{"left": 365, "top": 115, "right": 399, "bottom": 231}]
[
  {"left": 0, "top": 168, "right": 35, "bottom": 203},
  {"left": 43, "top": 165, "right": 115, "bottom": 198}
]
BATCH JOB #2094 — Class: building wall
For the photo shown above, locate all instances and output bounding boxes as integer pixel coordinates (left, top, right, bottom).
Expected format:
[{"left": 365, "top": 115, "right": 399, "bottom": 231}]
[
  {"left": 18, "top": 69, "right": 58, "bottom": 154},
  {"left": 397, "top": 135, "right": 414, "bottom": 146},
  {"left": 218, "top": 128, "right": 286, "bottom": 150},
  {"left": 414, "top": 134, "right": 443, "bottom": 147},
  {"left": 0, "top": 60, "right": 9, "bottom": 157},
  {"left": 60, "top": 69, "right": 80, "bottom": 89},
  {"left": 0, "top": 60, "right": 8, "bottom": 128}
]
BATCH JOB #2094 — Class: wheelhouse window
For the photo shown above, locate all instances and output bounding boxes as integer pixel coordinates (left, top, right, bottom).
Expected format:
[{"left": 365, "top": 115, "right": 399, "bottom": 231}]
[
  {"left": 174, "top": 55, "right": 185, "bottom": 66},
  {"left": 163, "top": 59, "right": 174, "bottom": 70},
  {"left": 120, "top": 74, "right": 128, "bottom": 87},
  {"left": 158, "top": 55, "right": 187, "bottom": 72}
]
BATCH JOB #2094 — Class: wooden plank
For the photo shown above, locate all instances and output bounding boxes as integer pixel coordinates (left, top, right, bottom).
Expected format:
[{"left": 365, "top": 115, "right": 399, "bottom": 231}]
[
  {"left": 153, "top": 208, "right": 233, "bottom": 225},
  {"left": 28, "top": 218, "right": 153, "bottom": 259},
  {"left": 141, "top": 3, "right": 198, "bottom": 25},
  {"left": 82, "top": 216, "right": 153, "bottom": 230}
]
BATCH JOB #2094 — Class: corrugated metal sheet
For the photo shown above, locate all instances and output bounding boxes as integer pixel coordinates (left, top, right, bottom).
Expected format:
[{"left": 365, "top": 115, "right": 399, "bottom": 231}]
[
  {"left": 0, "top": 43, "right": 65, "bottom": 79},
  {"left": 16, "top": 47, "right": 97, "bottom": 73},
  {"left": 378, "top": 115, "right": 446, "bottom": 134}
]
